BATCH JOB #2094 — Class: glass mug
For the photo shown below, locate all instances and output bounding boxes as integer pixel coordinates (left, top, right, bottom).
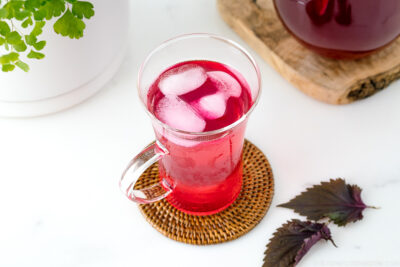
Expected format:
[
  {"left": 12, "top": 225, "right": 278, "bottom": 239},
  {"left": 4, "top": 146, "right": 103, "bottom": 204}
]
[
  {"left": 274, "top": 0, "right": 400, "bottom": 59},
  {"left": 120, "top": 34, "right": 261, "bottom": 215}
]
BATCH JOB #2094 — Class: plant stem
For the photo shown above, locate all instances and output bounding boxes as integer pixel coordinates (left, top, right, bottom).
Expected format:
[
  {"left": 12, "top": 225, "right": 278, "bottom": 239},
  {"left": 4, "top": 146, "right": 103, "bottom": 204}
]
[{"left": 10, "top": 20, "right": 23, "bottom": 35}]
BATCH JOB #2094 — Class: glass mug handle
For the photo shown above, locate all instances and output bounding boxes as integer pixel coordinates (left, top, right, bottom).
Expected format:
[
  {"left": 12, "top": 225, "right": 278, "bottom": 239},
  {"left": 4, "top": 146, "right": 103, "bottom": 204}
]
[{"left": 119, "top": 141, "right": 172, "bottom": 204}]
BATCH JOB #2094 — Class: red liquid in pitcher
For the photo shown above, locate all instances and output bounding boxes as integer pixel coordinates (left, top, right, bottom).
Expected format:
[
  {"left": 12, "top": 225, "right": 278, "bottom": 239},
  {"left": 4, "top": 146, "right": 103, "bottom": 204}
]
[
  {"left": 274, "top": 0, "right": 400, "bottom": 59},
  {"left": 147, "top": 60, "right": 253, "bottom": 215}
]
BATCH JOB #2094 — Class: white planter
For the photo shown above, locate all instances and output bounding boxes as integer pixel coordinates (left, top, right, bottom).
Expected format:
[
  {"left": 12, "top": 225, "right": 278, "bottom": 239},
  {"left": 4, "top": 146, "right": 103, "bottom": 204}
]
[{"left": 0, "top": 0, "right": 129, "bottom": 117}]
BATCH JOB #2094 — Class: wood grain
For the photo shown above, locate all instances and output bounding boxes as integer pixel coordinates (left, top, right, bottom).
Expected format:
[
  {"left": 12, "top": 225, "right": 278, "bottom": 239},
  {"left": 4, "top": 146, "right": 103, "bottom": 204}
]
[{"left": 217, "top": 0, "right": 400, "bottom": 104}]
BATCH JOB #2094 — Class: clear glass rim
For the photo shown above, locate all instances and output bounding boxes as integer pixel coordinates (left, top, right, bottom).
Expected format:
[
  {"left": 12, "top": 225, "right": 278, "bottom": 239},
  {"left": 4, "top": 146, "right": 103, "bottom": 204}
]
[{"left": 137, "top": 33, "right": 262, "bottom": 136}]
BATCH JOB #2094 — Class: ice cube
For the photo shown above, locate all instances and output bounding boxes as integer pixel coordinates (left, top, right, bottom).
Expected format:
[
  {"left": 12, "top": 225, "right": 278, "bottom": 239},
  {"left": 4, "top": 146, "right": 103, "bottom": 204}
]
[
  {"left": 153, "top": 123, "right": 200, "bottom": 147},
  {"left": 207, "top": 71, "right": 242, "bottom": 98},
  {"left": 159, "top": 65, "right": 207, "bottom": 96},
  {"left": 195, "top": 93, "right": 227, "bottom": 120},
  {"left": 163, "top": 132, "right": 200, "bottom": 147},
  {"left": 156, "top": 96, "right": 206, "bottom": 132}
]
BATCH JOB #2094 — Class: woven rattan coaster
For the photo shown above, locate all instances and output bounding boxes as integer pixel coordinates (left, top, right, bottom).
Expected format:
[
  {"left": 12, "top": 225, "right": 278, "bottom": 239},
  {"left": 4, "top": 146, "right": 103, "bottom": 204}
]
[{"left": 134, "top": 139, "right": 274, "bottom": 245}]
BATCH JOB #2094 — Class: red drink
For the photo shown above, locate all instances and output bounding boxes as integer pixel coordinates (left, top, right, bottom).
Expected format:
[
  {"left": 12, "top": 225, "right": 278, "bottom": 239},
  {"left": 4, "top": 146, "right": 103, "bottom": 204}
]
[
  {"left": 147, "top": 60, "right": 253, "bottom": 215},
  {"left": 119, "top": 34, "right": 261, "bottom": 215},
  {"left": 274, "top": 0, "right": 400, "bottom": 59}
]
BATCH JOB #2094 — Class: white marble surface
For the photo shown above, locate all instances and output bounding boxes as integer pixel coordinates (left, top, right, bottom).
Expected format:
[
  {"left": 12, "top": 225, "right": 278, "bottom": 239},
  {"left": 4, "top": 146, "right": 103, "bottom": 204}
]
[{"left": 1, "top": 1, "right": 400, "bottom": 266}]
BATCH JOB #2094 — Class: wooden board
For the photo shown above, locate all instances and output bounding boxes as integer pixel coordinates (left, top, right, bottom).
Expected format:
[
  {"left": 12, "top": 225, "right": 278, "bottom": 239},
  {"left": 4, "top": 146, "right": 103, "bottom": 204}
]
[{"left": 217, "top": 0, "right": 400, "bottom": 104}]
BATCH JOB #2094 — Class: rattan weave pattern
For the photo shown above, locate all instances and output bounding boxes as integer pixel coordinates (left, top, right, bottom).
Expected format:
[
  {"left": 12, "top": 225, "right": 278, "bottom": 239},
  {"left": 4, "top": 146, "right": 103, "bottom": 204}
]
[{"left": 134, "top": 139, "right": 274, "bottom": 245}]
